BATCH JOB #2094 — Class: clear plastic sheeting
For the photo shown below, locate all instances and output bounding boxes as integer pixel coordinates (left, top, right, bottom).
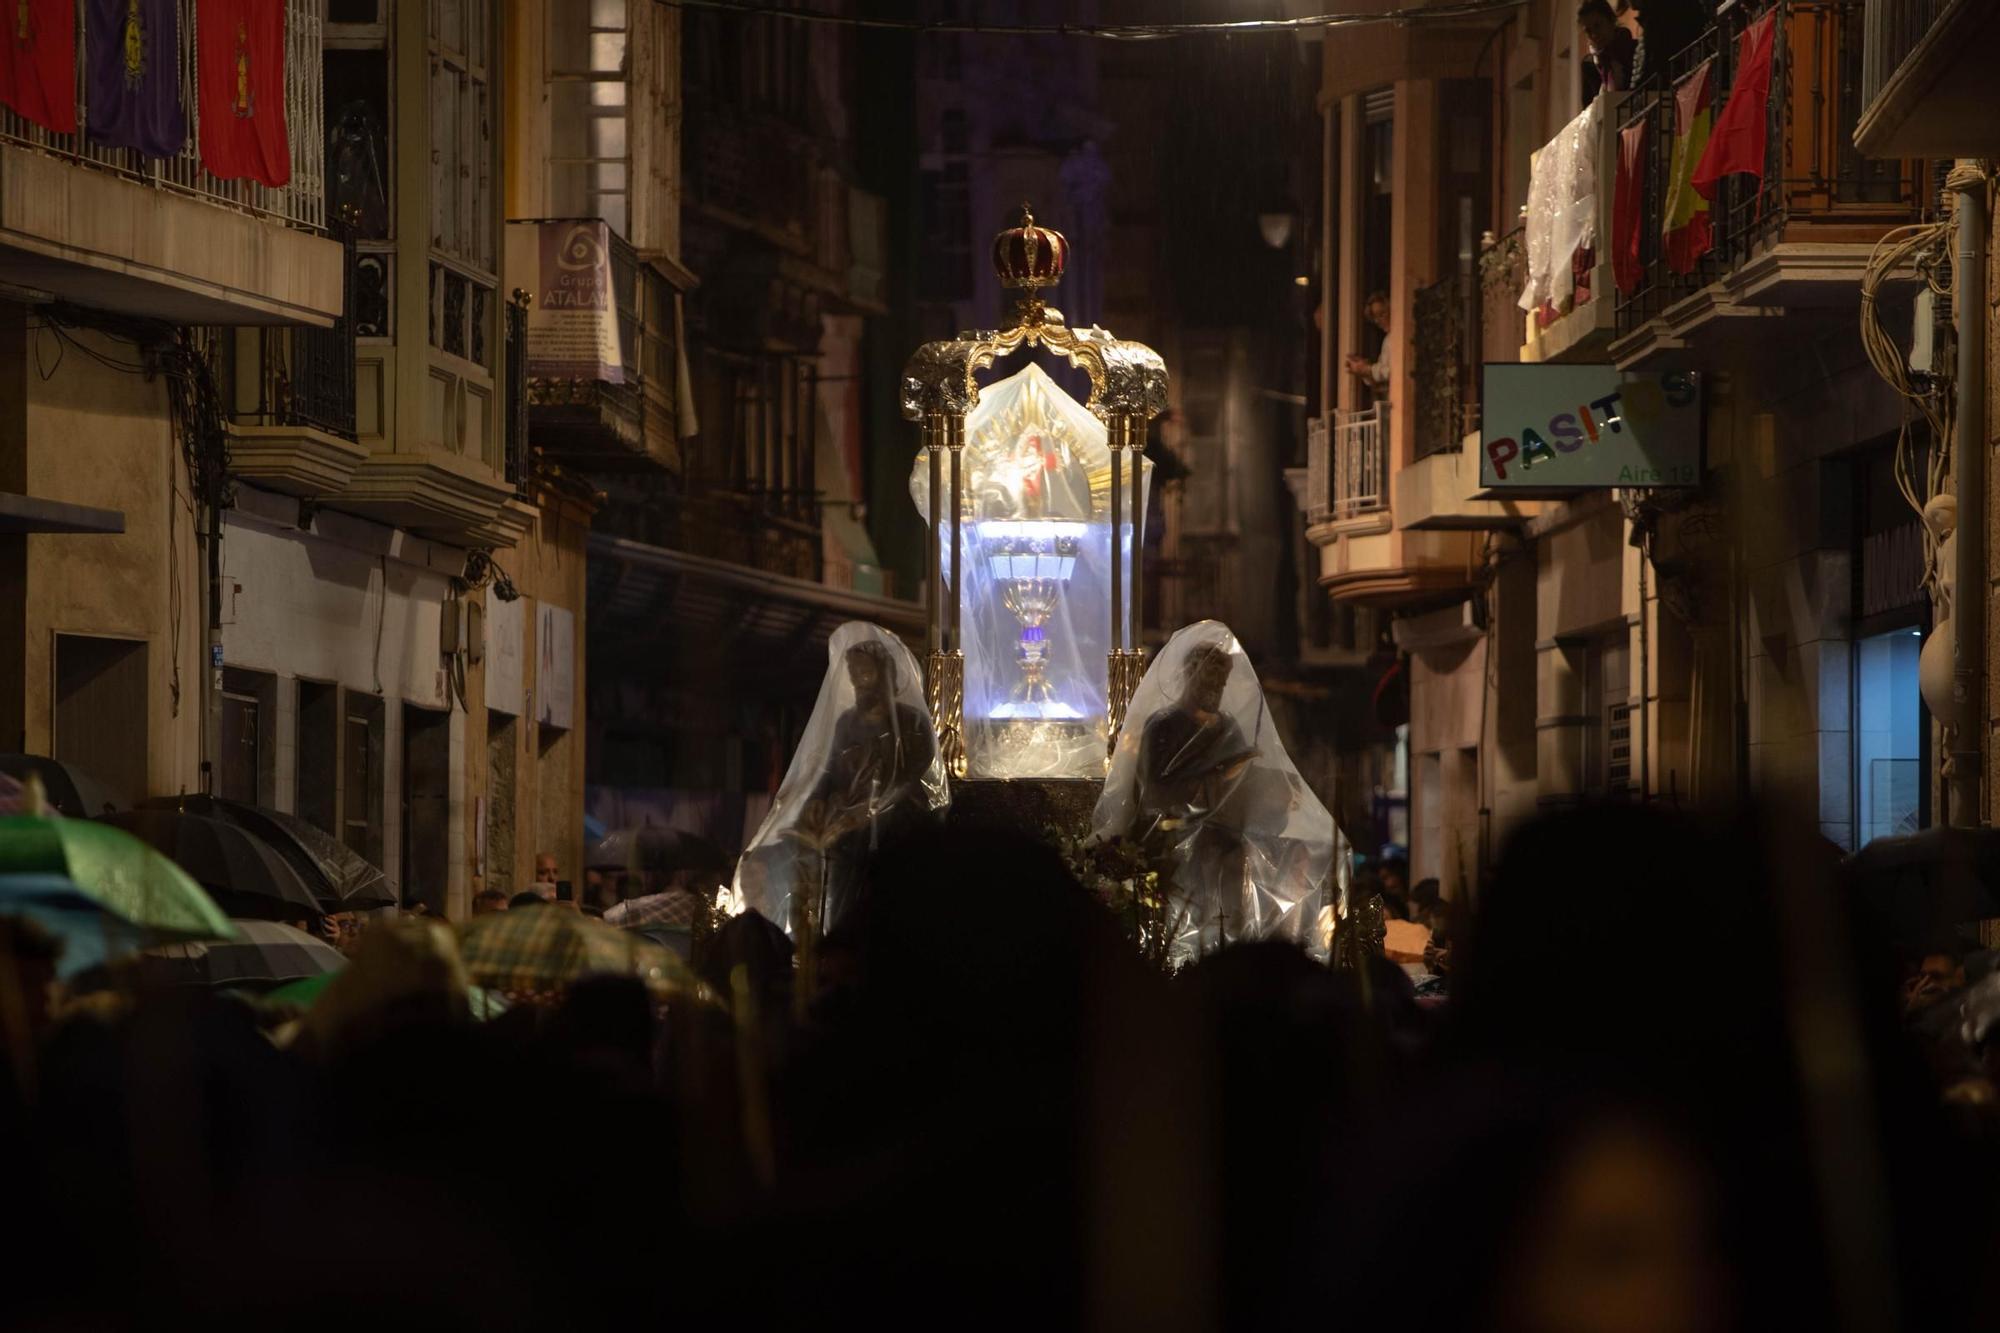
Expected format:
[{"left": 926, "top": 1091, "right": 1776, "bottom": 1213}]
[
  {"left": 1519, "top": 96, "right": 1604, "bottom": 314},
  {"left": 908, "top": 363, "right": 1151, "bottom": 779},
  {"left": 1092, "top": 620, "right": 1342, "bottom": 968},
  {"left": 733, "top": 622, "right": 950, "bottom": 938}
]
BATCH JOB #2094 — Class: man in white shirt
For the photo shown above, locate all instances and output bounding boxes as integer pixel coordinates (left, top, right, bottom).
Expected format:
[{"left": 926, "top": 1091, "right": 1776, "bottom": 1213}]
[{"left": 1343, "top": 290, "right": 1392, "bottom": 395}]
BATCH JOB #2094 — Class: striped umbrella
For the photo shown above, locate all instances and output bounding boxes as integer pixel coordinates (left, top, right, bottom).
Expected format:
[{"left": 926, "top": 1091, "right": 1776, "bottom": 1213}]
[{"left": 139, "top": 919, "right": 346, "bottom": 990}]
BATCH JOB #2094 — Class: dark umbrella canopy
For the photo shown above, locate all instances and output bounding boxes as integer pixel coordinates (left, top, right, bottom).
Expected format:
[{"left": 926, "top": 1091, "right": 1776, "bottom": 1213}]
[
  {"left": 100, "top": 810, "right": 324, "bottom": 922},
  {"left": 0, "top": 754, "right": 129, "bottom": 818},
  {"left": 139, "top": 919, "right": 345, "bottom": 989},
  {"left": 143, "top": 795, "right": 396, "bottom": 911},
  {"left": 589, "top": 826, "right": 728, "bottom": 880},
  {"left": 1843, "top": 827, "right": 2000, "bottom": 950}
]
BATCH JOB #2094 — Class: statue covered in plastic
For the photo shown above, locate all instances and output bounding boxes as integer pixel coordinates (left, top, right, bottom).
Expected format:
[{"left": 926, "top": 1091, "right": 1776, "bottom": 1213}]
[
  {"left": 735, "top": 622, "right": 950, "bottom": 940},
  {"left": 1091, "top": 621, "right": 1341, "bottom": 967}
]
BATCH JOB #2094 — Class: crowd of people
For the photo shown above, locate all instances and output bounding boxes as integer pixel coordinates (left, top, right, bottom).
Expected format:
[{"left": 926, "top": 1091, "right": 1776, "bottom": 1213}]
[{"left": 4, "top": 794, "right": 1999, "bottom": 1330}]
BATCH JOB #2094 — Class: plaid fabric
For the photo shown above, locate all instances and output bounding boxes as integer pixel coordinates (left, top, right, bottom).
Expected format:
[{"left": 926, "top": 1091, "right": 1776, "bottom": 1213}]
[
  {"left": 603, "top": 890, "right": 701, "bottom": 931},
  {"left": 458, "top": 904, "right": 695, "bottom": 1000}
]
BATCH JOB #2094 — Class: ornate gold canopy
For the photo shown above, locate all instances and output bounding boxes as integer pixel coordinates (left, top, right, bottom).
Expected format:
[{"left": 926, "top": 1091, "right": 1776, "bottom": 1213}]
[{"left": 900, "top": 206, "right": 1170, "bottom": 778}]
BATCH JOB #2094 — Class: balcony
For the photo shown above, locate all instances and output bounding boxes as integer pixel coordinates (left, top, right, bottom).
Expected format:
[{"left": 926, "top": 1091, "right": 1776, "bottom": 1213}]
[
  {"left": 1396, "top": 269, "right": 1547, "bottom": 532},
  {"left": 1295, "top": 405, "right": 1482, "bottom": 607},
  {"left": 598, "top": 490, "right": 823, "bottom": 585},
  {"left": 0, "top": 0, "right": 341, "bottom": 326},
  {"left": 686, "top": 111, "right": 814, "bottom": 253},
  {"left": 509, "top": 221, "right": 678, "bottom": 474},
  {"left": 1610, "top": 0, "right": 1925, "bottom": 368},
  {"left": 1853, "top": 0, "right": 2000, "bottom": 158},
  {"left": 1302, "top": 406, "right": 1389, "bottom": 526},
  {"left": 227, "top": 226, "right": 368, "bottom": 497},
  {"left": 1515, "top": 103, "right": 1621, "bottom": 365}
]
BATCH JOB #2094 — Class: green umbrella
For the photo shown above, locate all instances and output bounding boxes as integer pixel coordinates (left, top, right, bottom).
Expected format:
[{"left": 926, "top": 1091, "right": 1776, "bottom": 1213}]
[{"left": 0, "top": 815, "right": 234, "bottom": 940}]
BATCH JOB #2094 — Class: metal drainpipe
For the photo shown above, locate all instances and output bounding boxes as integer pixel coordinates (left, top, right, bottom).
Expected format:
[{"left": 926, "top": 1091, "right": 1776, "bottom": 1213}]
[{"left": 1949, "top": 160, "right": 1987, "bottom": 827}]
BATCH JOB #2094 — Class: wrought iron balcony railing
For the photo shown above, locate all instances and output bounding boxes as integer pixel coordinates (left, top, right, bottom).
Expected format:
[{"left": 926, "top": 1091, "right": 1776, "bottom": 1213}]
[
  {"left": 1304, "top": 406, "right": 1390, "bottom": 524},
  {"left": 0, "top": 0, "right": 325, "bottom": 233},
  {"left": 1614, "top": 0, "right": 1920, "bottom": 337},
  {"left": 1415, "top": 273, "right": 1478, "bottom": 460},
  {"left": 1860, "top": 0, "right": 1950, "bottom": 112},
  {"left": 240, "top": 224, "right": 357, "bottom": 439},
  {"left": 522, "top": 223, "right": 659, "bottom": 469},
  {"left": 504, "top": 290, "right": 529, "bottom": 495}
]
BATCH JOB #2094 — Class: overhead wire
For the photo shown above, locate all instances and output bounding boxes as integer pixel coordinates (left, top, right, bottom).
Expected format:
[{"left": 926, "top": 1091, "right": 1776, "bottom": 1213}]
[{"left": 652, "top": 0, "right": 1527, "bottom": 39}]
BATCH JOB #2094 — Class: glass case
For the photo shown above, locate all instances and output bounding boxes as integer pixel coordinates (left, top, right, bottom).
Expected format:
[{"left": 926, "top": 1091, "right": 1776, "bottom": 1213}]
[{"left": 910, "top": 363, "right": 1151, "bottom": 779}]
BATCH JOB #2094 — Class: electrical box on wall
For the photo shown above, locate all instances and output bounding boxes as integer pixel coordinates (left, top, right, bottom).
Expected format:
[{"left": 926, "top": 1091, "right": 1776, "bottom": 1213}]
[
  {"left": 440, "top": 597, "right": 485, "bottom": 662},
  {"left": 1910, "top": 287, "right": 1937, "bottom": 376}
]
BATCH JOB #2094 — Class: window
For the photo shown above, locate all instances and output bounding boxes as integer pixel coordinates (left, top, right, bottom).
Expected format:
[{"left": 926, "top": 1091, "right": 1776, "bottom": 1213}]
[
  {"left": 1855, "top": 629, "right": 1922, "bottom": 846},
  {"left": 53, "top": 635, "right": 147, "bottom": 810},
  {"left": 403, "top": 704, "right": 451, "bottom": 916},
  {"left": 296, "top": 679, "right": 338, "bottom": 832},
  {"left": 327, "top": 19, "right": 394, "bottom": 339},
  {"left": 550, "top": 0, "right": 631, "bottom": 239},
  {"left": 428, "top": 0, "right": 497, "bottom": 372},
  {"left": 920, "top": 164, "right": 973, "bottom": 303},
  {"left": 341, "top": 693, "right": 385, "bottom": 865},
  {"left": 1583, "top": 633, "right": 1632, "bottom": 797}
]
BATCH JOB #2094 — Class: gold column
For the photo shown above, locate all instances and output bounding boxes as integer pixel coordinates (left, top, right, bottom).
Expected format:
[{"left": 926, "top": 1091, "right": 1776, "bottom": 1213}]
[
  {"left": 925, "top": 411, "right": 967, "bottom": 779},
  {"left": 1106, "top": 413, "right": 1146, "bottom": 748}
]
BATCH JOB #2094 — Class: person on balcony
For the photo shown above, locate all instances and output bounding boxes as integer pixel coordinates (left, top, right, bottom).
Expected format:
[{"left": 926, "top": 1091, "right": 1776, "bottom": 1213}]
[
  {"left": 1343, "top": 291, "right": 1392, "bottom": 400},
  {"left": 1580, "top": 0, "right": 1637, "bottom": 105},
  {"left": 1627, "top": 0, "right": 1706, "bottom": 89}
]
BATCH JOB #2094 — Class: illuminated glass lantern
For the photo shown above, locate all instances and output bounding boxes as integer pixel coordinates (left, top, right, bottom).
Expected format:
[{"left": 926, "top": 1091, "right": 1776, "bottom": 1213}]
[{"left": 903, "top": 209, "right": 1167, "bottom": 781}]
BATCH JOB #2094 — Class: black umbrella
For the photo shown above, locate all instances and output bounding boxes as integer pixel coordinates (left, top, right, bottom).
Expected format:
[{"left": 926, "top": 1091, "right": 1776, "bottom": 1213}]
[
  {"left": 1842, "top": 827, "right": 2000, "bottom": 949},
  {"left": 0, "top": 754, "right": 129, "bottom": 818},
  {"left": 99, "top": 809, "right": 324, "bottom": 922},
  {"left": 143, "top": 795, "right": 396, "bottom": 912},
  {"left": 589, "top": 826, "right": 729, "bottom": 879},
  {"left": 137, "top": 919, "right": 346, "bottom": 990}
]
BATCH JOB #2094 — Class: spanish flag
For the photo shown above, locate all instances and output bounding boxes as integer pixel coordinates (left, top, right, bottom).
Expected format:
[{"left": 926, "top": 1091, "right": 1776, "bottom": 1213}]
[{"left": 1662, "top": 58, "right": 1715, "bottom": 276}]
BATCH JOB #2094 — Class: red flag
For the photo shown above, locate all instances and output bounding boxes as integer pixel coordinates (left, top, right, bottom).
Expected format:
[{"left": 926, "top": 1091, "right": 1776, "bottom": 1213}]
[
  {"left": 1662, "top": 59, "right": 1715, "bottom": 277},
  {"left": 1692, "top": 9, "right": 1777, "bottom": 200},
  {"left": 1613, "top": 118, "right": 1646, "bottom": 295},
  {"left": 197, "top": 0, "right": 289, "bottom": 187},
  {"left": 0, "top": 0, "right": 76, "bottom": 135}
]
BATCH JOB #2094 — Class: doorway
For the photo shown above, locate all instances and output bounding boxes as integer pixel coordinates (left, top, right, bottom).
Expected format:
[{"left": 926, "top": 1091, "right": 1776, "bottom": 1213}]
[
  {"left": 53, "top": 634, "right": 147, "bottom": 806},
  {"left": 403, "top": 704, "right": 451, "bottom": 916}
]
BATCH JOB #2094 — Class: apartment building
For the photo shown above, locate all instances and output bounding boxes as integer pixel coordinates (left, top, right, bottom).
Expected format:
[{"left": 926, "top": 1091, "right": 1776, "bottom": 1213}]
[{"left": 1298, "top": 0, "right": 1931, "bottom": 899}]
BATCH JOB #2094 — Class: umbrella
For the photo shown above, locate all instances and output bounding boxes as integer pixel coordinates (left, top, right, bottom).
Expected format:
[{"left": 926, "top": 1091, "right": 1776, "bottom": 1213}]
[
  {"left": 603, "top": 890, "right": 703, "bottom": 932},
  {"left": 0, "top": 814, "right": 234, "bottom": 939},
  {"left": 143, "top": 795, "right": 396, "bottom": 912},
  {"left": 0, "top": 754, "right": 129, "bottom": 818},
  {"left": 1843, "top": 827, "right": 2000, "bottom": 948},
  {"left": 99, "top": 810, "right": 324, "bottom": 922},
  {"left": 589, "top": 826, "right": 728, "bottom": 879},
  {"left": 458, "top": 903, "right": 697, "bottom": 1002},
  {"left": 138, "top": 919, "right": 346, "bottom": 990},
  {"left": 266, "top": 969, "right": 511, "bottom": 1020},
  {"left": 0, "top": 875, "right": 153, "bottom": 978}
]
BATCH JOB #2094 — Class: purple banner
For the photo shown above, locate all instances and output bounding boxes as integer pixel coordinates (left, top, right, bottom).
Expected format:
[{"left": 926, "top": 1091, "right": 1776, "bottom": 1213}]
[{"left": 87, "top": 0, "right": 187, "bottom": 159}]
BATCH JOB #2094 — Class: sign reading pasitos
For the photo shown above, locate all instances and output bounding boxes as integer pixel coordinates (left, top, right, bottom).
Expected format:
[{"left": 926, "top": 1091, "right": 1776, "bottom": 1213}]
[{"left": 1479, "top": 366, "right": 1701, "bottom": 491}]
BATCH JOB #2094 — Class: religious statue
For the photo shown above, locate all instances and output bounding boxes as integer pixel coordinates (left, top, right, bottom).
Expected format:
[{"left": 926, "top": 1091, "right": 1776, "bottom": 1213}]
[
  {"left": 1093, "top": 620, "right": 1342, "bottom": 967},
  {"left": 736, "top": 623, "right": 951, "bottom": 942}
]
